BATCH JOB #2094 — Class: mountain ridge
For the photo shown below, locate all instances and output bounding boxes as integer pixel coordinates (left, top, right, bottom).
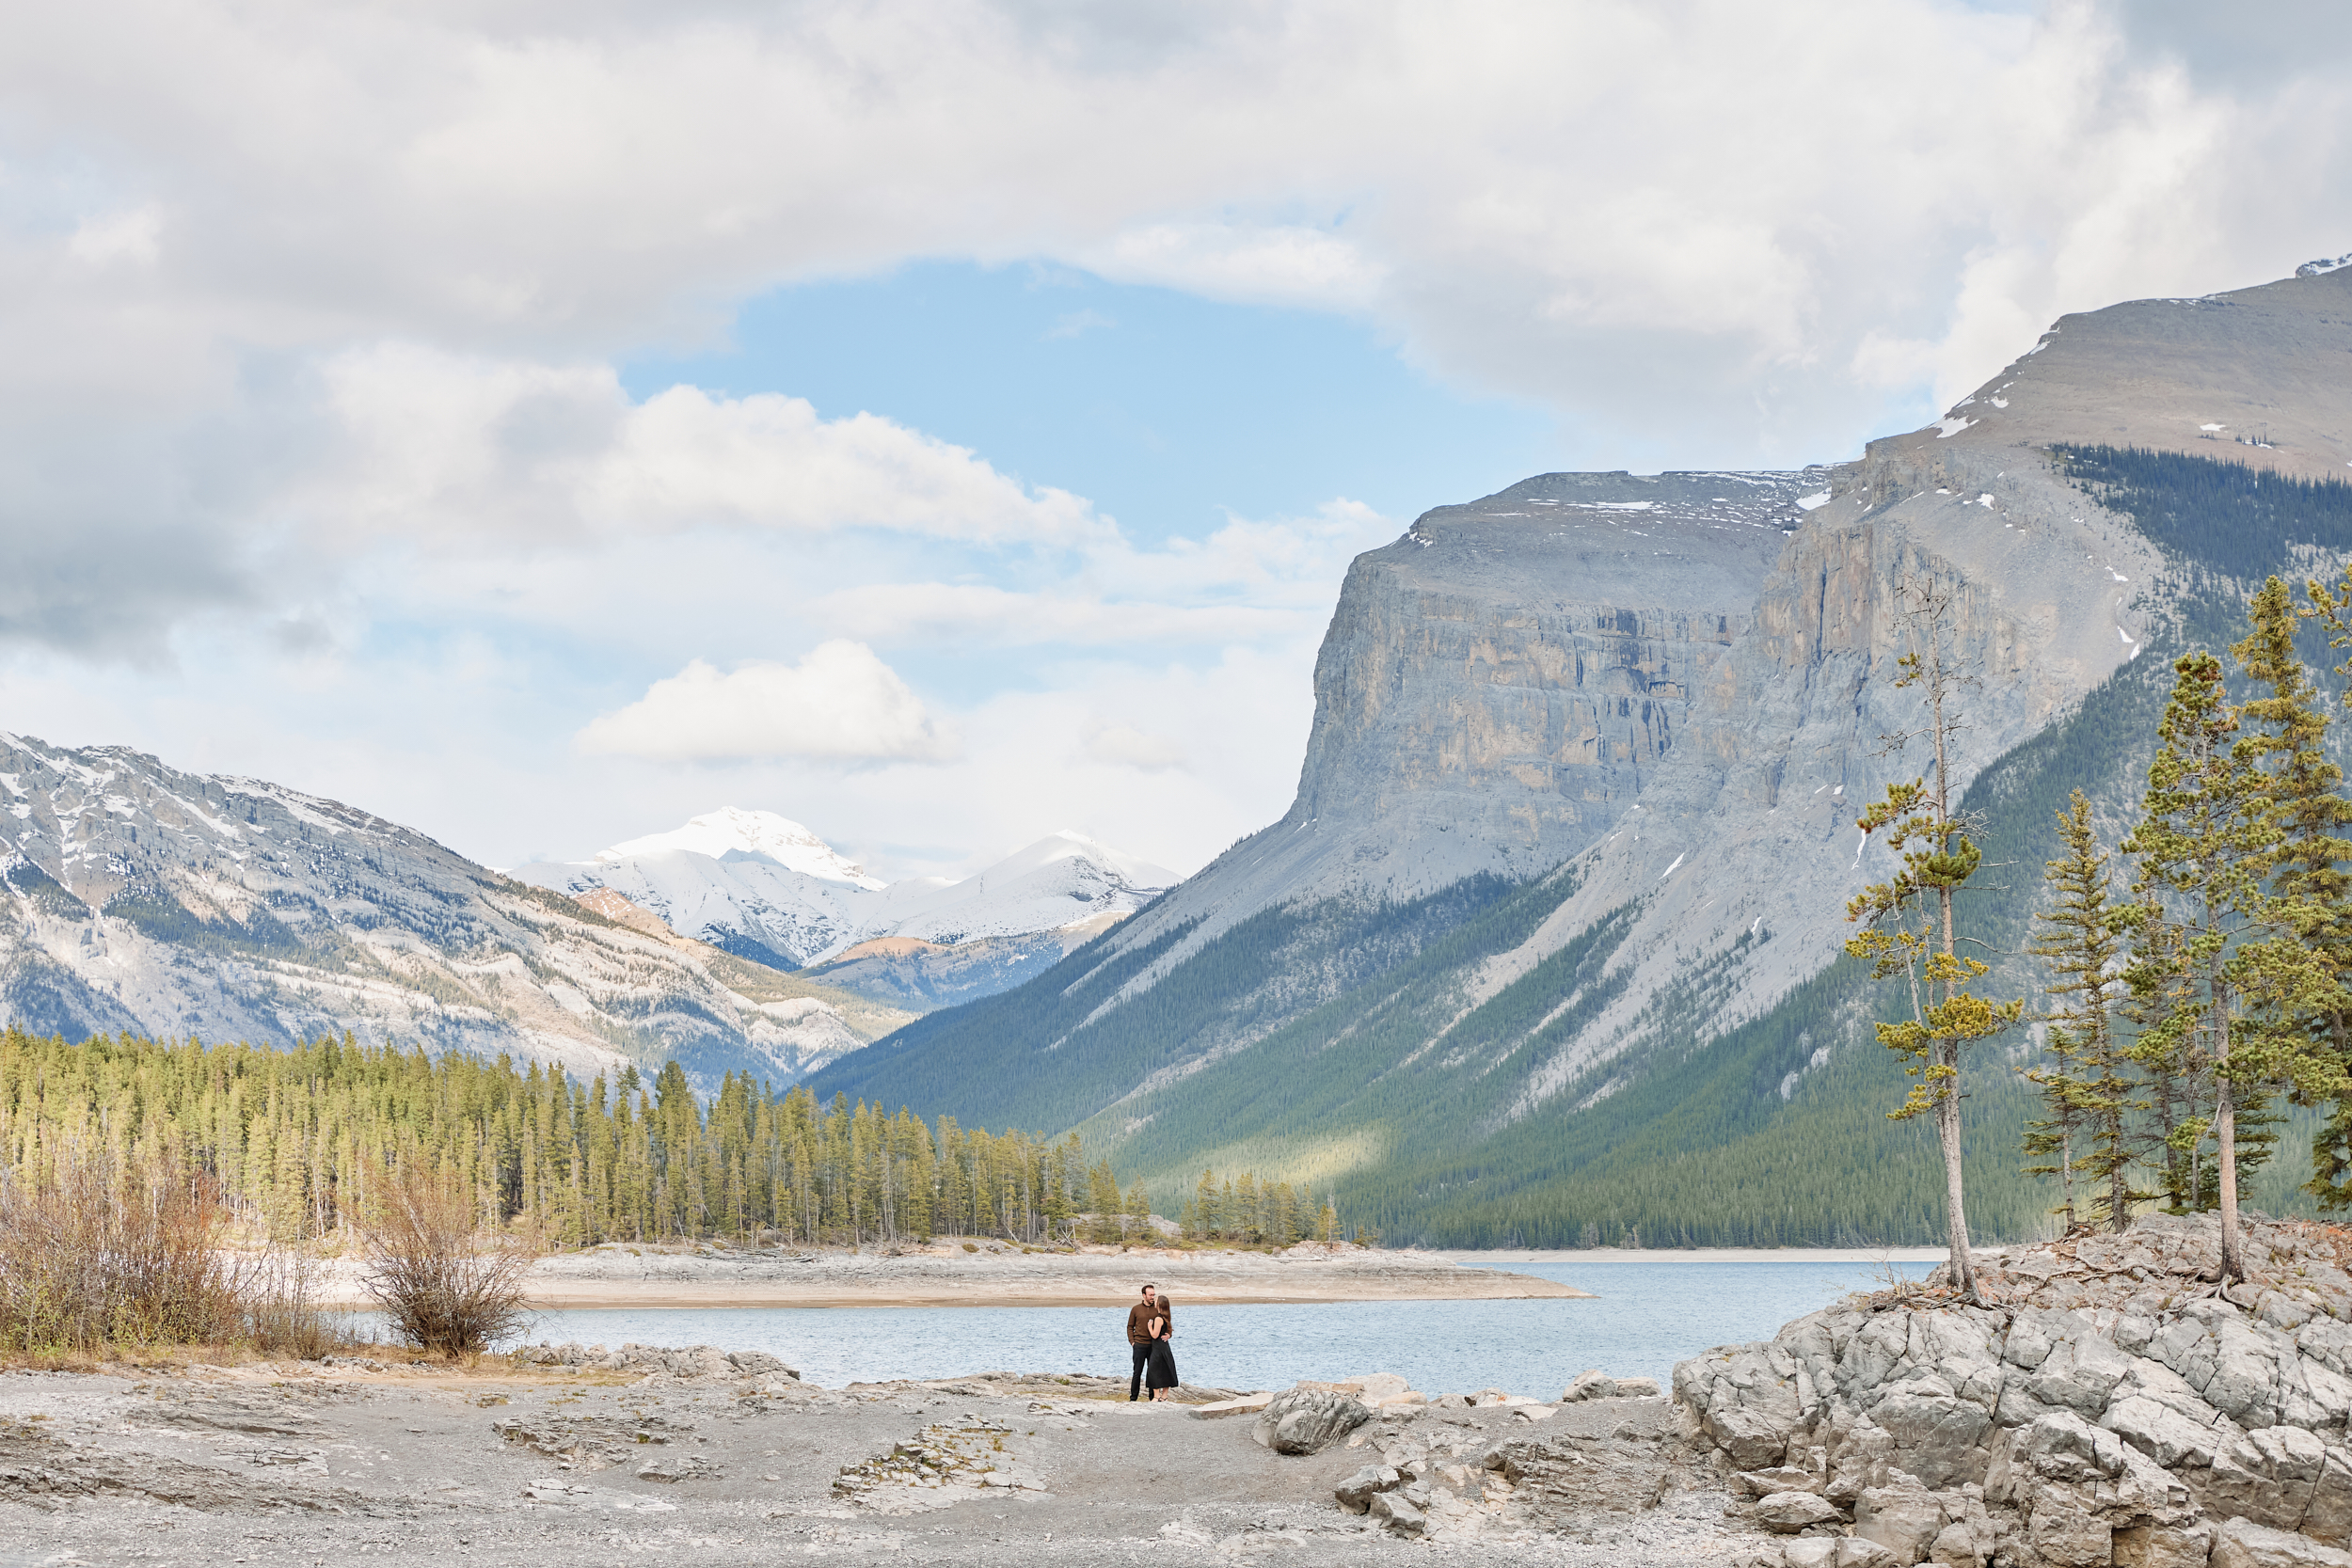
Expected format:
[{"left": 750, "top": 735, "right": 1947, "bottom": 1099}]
[
  {"left": 0, "top": 735, "right": 912, "bottom": 1091},
  {"left": 809, "top": 259, "right": 2352, "bottom": 1242},
  {"left": 514, "top": 813, "right": 1177, "bottom": 1006}
]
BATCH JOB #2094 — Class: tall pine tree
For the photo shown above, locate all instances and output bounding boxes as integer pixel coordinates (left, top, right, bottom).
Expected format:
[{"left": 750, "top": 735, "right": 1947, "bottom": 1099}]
[
  {"left": 2122, "top": 650, "right": 2334, "bottom": 1279},
  {"left": 2027, "top": 790, "right": 2147, "bottom": 1231},
  {"left": 1845, "top": 579, "right": 2023, "bottom": 1300}
]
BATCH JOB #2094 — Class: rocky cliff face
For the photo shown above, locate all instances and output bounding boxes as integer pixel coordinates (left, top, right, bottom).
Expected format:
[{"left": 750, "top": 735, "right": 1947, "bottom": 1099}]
[
  {"left": 1033, "top": 268, "right": 2344, "bottom": 1101},
  {"left": 1124, "top": 468, "right": 1829, "bottom": 929},
  {"left": 0, "top": 734, "right": 909, "bottom": 1086}
]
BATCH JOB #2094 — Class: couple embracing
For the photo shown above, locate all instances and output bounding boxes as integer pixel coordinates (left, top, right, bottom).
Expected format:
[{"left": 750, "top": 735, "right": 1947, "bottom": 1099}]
[{"left": 1124, "top": 1283, "right": 1178, "bottom": 1402}]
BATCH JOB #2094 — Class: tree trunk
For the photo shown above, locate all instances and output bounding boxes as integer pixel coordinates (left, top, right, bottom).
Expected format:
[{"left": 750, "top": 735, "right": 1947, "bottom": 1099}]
[
  {"left": 2109, "top": 1101, "right": 2131, "bottom": 1234},
  {"left": 2059, "top": 1126, "right": 2074, "bottom": 1232},
  {"left": 2216, "top": 1074, "right": 2243, "bottom": 1282},
  {"left": 1936, "top": 1046, "right": 1977, "bottom": 1298},
  {"left": 2213, "top": 957, "right": 2245, "bottom": 1280}
]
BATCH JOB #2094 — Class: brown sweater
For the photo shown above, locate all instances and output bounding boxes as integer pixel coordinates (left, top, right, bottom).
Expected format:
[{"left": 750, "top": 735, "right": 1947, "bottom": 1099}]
[{"left": 1125, "top": 1298, "right": 1172, "bottom": 1345}]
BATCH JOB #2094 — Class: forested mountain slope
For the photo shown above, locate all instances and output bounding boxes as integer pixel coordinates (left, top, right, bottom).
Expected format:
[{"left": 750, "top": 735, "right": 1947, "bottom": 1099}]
[
  {"left": 0, "top": 737, "right": 910, "bottom": 1091},
  {"left": 812, "top": 260, "right": 2352, "bottom": 1243}
]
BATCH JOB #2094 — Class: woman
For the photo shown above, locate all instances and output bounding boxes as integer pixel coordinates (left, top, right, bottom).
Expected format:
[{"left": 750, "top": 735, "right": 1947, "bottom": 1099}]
[{"left": 1144, "top": 1313, "right": 1179, "bottom": 1402}]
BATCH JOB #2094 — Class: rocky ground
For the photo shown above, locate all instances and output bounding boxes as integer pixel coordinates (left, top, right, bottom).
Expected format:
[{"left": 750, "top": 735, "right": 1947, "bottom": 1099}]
[
  {"left": 31, "top": 1215, "right": 2351, "bottom": 1566},
  {"left": 0, "top": 1352, "right": 1737, "bottom": 1566},
  {"left": 310, "top": 1238, "right": 1593, "bottom": 1308}
]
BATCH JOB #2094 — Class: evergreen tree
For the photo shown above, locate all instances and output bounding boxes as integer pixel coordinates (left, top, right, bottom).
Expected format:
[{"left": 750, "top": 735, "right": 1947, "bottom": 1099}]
[
  {"left": 2122, "top": 650, "right": 2335, "bottom": 1279},
  {"left": 2268, "top": 571, "right": 2352, "bottom": 1205},
  {"left": 1845, "top": 579, "right": 2024, "bottom": 1299},
  {"left": 2026, "top": 791, "right": 2148, "bottom": 1231}
]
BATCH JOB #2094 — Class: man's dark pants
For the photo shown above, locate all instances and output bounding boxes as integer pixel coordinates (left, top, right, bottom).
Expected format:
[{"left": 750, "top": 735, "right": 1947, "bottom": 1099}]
[{"left": 1130, "top": 1341, "right": 1152, "bottom": 1401}]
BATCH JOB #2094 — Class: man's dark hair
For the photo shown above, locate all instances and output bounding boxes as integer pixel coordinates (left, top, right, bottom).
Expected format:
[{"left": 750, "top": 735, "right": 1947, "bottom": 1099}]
[{"left": 1140, "top": 1284, "right": 1155, "bottom": 1294}]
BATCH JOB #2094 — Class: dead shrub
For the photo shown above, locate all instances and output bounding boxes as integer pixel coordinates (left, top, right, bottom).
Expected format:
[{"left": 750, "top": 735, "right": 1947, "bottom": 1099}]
[
  {"left": 242, "top": 1250, "right": 343, "bottom": 1360},
  {"left": 0, "top": 1152, "right": 245, "bottom": 1355},
  {"left": 359, "top": 1167, "right": 531, "bottom": 1356}
]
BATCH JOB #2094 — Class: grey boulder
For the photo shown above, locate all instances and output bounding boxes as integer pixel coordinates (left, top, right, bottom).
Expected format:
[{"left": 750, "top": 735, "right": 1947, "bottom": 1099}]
[
  {"left": 1756, "top": 1490, "right": 1843, "bottom": 1533},
  {"left": 1250, "top": 1388, "right": 1373, "bottom": 1455},
  {"left": 1333, "top": 1465, "right": 1402, "bottom": 1513}
]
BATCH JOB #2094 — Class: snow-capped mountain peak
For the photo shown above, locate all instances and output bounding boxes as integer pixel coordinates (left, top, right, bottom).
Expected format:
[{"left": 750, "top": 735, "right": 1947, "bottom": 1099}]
[
  {"left": 985, "top": 830, "right": 1180, "bottom": 891},
  {"left": 596, "top": 807, "right": 885, "bottom": 891},
  {"left": 517, "top": 813, "right": 1181, "bottom": 984}
]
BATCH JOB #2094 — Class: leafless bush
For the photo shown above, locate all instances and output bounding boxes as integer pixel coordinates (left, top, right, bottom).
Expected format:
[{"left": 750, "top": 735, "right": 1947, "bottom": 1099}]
[
  {"left": 359, "top": 1167, "right": 531, "bottom": 1357},
  {"left": 0, "top": 1151, "right": 244, "bottom": 1354},
  {"left": 241, "top": 1250, "right": 343, "bottom": 1359}
]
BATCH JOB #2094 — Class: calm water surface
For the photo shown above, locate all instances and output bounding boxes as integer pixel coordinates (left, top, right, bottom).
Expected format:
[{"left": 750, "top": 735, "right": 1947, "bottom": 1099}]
[{"left": 512, "top": 1259, "right": 1883, "bottom": 1396}]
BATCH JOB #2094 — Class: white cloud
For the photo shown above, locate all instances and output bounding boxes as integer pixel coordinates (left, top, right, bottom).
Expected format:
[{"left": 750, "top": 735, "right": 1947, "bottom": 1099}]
[
  {"left": 1044, "top": 308, "right": 1115, "bottom": 340},
  {"left": 1083, "top": 720, "right": 1187, "bottom": 771},
  {"left": 577, "top": 641, "right": 959, "bottom": 763},
  {"left": 3, "top": 0, "right": 2351, "bottom": 882},
  {"left": 1076, "top": 222, "right": 1386, "bottom": 310},
  {"left": 66, "top": 205, "right": 163, "bottom": 268},
  {"left": 305, "top": 343, "right": 1107, "bottom": 549}
]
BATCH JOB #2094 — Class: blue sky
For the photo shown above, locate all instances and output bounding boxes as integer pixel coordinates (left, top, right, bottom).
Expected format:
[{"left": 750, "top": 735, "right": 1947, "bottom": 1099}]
[
  {"left": 625, "top": 261, "right": 1562, "bottom": 555},
  {"left": 1, "top": 0, "right": 2346, "bottom": 883}
]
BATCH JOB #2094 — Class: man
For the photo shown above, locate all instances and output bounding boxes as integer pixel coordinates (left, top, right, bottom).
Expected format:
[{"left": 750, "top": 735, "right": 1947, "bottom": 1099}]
[{"left": 1125, "top": 1283, "right": 1170, "bottom": 1402}]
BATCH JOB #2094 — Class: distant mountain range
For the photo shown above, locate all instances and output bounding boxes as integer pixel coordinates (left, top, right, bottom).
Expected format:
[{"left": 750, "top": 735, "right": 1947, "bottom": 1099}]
[
  {"left": 510, "top": 811, "right": 1177, "bottom": 1009},
  {"left": 0, "top": 748, "right": 1168, "bottom": 1089},
  {"left": 0, "top": 736, "right": 923, "bottom": 1090},
  {"left": 811, "top": 257, "right": 2352, "bottom": 1246}
]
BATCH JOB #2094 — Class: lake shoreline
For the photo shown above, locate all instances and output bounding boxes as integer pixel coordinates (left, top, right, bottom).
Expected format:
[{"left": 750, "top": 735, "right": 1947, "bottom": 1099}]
[
  {"left": 311, "top": 1239, "right": 1597, "bottom": 1309},
  {"left": 1444, "top": 1245, "right": 1961, "bottom": 1265}
]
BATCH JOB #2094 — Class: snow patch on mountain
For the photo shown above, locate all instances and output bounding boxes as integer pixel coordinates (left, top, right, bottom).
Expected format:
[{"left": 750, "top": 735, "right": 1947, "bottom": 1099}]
[
  {"left": 598, "top": 807, "right": 885, "bottom": 890},
  {"left": 516, "top": 815, "right": 1179, "bottom": 974}
]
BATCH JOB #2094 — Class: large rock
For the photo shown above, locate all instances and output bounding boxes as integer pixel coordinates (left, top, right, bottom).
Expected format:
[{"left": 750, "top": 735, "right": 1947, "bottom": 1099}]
[
  {"left": 1367, "top": 1491, "right": 1425, "bottom": 1534},
  {"left": 2105, "top": 1393, "right": 2237, "bottom": 1470},
  {"left": 2197, "top": 1427, "right": 2336, "bottom": 1533},
  {"left": 2213, "top": 1516, "right": 2352, "bottom": 1568},
  {"left": 1868, "top": 1376, "right": 1994, "bottom": 1488},
  {"left": 1757, "top": 1491, "right": 1842, "bottom": 1533},
  {"left": 1853, "top": 1484, "right": 1946, "bottom": 1565},
  {"left": 1250, "top": 1388, "right": 1373, "bottom": 1455},
  {"left": 1333, "top": 1465, "right": 1401, "bottom": 1513},
  {"left": 1565, "top": 1370, "right": 1621, "bottom": 1402},
  {"left": 2111, "top": 1522, "right": 2214, "bottom": 1568}
]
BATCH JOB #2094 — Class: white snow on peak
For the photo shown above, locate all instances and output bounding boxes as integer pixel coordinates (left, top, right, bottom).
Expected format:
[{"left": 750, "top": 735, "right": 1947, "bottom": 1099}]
[
  {"left": 861, "top": 832, "right": 1181, "bottom": 953},
  {"left": 598, "top": 807, "right": 885, "bottom": 890},
  {"left": 1796, "top": 491, "right": 1831, "bottom": 511},
  {"left": 2201, "top": 422, "right": 2227, "bottom": 432},
  {"left": 2298, "top": 254, "right": 2352, "bottom": 278},
  {"left": 1933, "top": 416, "right": 1974, "bottom": 439},
  {"left": 522, "top": 816, "right": 1178, "bottom": 969}
]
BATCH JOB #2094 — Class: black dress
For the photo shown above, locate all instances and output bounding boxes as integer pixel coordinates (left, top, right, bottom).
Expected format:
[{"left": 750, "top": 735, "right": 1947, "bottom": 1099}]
[{"left": 1144, "top": 1335, "right": 1178, "bottom": 1392}]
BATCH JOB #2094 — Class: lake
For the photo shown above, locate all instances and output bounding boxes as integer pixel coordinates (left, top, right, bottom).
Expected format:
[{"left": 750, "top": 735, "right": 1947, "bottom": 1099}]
[{"left": 507, "top": 1258, "right": 1892, "bottom": 1396}]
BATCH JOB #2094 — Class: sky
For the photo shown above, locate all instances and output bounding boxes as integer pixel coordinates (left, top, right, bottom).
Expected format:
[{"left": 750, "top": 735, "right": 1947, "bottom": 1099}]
[{"left": 3, "top": 0, "right": 2350, "bottom": 883}]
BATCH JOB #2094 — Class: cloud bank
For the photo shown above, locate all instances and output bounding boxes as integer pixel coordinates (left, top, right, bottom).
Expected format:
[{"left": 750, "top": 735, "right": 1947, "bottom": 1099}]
[{"left": 3, "top": 0, "right": 2349, "bottom": 876}]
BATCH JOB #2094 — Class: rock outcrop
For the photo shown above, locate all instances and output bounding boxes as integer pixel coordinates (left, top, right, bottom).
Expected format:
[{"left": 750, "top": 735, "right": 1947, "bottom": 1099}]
[{"left": 1678, "top": 1214, "right": 2352, "bottom": 1566}]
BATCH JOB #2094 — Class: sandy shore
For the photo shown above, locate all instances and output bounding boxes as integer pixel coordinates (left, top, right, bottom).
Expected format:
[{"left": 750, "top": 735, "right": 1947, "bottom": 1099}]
[
  {"left": 315, "top": 1240, "right": 1595, "bottom": 1309},
  {"left": 1443, "top": 1246, "right": 1958, "bottom": 1265}
]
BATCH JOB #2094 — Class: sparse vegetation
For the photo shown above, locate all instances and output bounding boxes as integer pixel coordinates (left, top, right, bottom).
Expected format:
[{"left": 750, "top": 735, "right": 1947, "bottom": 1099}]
[
  {"left": 0, "top": 1148, "right": 337, "bottom": 1360},
  {"left": 358, "top": 1166, "right": 530, "bottom": 1357}
]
